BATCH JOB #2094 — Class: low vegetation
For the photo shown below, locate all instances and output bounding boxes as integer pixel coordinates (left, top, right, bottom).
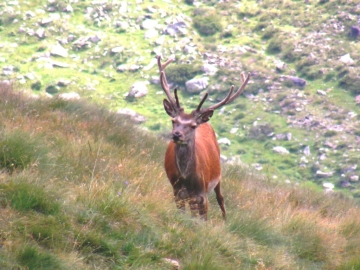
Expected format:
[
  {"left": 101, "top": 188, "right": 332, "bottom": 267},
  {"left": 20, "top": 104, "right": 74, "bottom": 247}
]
[{"left": 1, "top": 83, "right": 360, "bottom": 269}]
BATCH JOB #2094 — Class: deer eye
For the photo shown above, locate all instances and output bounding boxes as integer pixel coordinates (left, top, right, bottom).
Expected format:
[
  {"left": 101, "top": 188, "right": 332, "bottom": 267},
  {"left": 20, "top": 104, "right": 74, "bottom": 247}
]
[
  {"left": 171, "top": 118, "right": 176, "bottom": 124},
  {"left": 191, "top": 122, "right": 197, "bottom": 129}
]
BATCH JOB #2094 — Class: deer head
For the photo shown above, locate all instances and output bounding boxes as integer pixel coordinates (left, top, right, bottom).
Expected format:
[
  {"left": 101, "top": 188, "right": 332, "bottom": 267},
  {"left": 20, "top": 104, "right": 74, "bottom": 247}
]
[{"left": 157, "top": 55, "right": 250, "bottom": 145}]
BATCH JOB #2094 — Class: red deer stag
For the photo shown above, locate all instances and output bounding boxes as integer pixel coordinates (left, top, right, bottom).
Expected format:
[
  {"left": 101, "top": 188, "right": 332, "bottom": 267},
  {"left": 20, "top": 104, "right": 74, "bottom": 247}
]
[{"left": 157, "top": 55, "right": 250, "bottom": 220}]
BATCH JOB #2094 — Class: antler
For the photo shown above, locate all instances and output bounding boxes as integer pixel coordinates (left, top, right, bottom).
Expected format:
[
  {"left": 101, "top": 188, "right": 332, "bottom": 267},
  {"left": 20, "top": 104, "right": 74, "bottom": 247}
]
[
  {"left": 196, "top": 72, "right": 250, "bottom": 114},
  {"left": 157, "top": 55, "right": 181, "bottom": 110}
]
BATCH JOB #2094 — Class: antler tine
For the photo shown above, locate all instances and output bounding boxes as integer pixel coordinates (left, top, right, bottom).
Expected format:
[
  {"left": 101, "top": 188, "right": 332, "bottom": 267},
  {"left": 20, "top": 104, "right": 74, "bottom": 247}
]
[
  {"left": 158, "top": 54, "right": 178, "bottom": 107},
  {"left": 198, "top": 86, "right": 234, "bottom": 113},
  {"left": 196, "top": 92, "right": 209, "bottom": 112},
  {"left": 224, "top": 72, "right": 250, "bottom": 105},
  {"left": 174, "top": 88, "right": 181, "bottom": 108}
]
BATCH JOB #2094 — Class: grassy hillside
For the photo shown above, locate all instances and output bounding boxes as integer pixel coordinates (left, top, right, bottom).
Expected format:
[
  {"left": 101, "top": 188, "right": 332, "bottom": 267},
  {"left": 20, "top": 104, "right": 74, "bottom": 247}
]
[
  {"left": 1, "top": 0, "right": 360, "bottom": 196},
  {"left": 1, "top": 83, "right": 360, "bottom": 269}
]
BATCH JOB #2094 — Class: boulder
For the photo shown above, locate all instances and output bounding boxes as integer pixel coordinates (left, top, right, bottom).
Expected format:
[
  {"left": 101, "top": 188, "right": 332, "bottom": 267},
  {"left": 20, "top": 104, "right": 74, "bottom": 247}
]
[
  {"left": 273, "top": 146, "right": 289, "bottom": 155},
  {"left": 117, "top": 108, "right": 146, "bottom": 123},
  {"left": 50, "top": 44, "right": 68, "bottom": 57},
  {"left": 165, "top": 21, "right": 187, "bottom": 36},
  {"left": 58, "top": 92, "right": 80, "bottom": 100},
  {"left": 128, "top": 82, "right": 148, "bottom": 98},
  {"left": 201, "top": 64, "right": 218, "bottom": 76},
  {"left": 185, "top": 77, "right": 209, "bottom": 94}
]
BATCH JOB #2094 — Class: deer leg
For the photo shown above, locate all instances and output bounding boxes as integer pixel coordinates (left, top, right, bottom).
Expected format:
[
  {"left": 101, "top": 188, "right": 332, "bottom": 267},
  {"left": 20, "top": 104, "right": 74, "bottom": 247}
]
[
  {"left": 189, "top": 195, "right": 208, "bottom": 220},
  {"left": 174, "top": 186, "right": 188, "bottom": 212},
  {"left": 214, "top": 182, "right": 226, "bottom": 220}
]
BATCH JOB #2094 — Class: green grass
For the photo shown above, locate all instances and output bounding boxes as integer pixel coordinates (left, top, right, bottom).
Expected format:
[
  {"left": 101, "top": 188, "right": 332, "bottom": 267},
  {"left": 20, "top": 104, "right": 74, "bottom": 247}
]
[{"left": 0, "top": 83, "right": 360, "bottom": 269}]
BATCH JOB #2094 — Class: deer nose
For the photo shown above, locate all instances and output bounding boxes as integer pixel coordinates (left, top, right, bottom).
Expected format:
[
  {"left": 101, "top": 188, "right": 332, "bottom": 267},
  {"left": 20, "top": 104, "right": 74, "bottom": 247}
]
[{"left": 172, "top": 131, "right": 182, "bottom": 141}]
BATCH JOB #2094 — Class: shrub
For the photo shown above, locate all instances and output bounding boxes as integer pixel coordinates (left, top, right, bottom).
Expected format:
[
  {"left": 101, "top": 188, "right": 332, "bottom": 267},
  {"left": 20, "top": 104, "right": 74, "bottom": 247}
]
[
  {"left": 266, "top": 38, "right": 283, "bottom": 54},
  {"left": 164, "top": 64, "right": 200, "bottom": 85},
  {"left": 338, "top": 72, "right": 360, "bottom": 95},
  {"left": 261, "top": 27, "right": 280, "bottom": 40},
  {"left": 31, "top": 81, "right": 42, "bottom": 91},
  {"left": 193, "top": 9, "right": 223, "bottom": 36}
]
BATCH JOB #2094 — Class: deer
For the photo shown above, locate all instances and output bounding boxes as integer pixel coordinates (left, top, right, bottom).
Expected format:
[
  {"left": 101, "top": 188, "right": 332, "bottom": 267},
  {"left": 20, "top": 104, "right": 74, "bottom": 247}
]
[{"left": 157, "top": 55, "right": 250, "bottom": 220}]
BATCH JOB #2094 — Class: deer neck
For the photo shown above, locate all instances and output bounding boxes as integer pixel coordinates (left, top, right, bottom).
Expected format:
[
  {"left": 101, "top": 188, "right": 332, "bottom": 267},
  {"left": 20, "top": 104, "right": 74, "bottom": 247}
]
[{"left": 175, "top": 136, "right": 196, "bottom": 178}]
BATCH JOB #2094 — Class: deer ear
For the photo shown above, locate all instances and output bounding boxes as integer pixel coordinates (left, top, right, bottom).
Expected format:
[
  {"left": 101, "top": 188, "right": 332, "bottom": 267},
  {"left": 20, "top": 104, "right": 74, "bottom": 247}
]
[
  {"left": 196, "top": 110, "right": 214, "bottom": 124},
  {"left": 163, "top": 99, "right": 177, "bottom": 117}
]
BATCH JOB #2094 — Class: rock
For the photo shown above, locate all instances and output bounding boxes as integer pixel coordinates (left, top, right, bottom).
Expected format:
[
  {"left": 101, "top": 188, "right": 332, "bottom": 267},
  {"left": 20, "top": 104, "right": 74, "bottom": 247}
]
[
  {"left": 218, "top": 138, "right": 231, "bottom": 145},
  {"left": 128, "top": 82, "right": 148, "bottom": 98},
  {"left": 349, "top": 175, "right": 359, "bottom": 182},
  {"left": 89, "top": 35, "right": 101, "bottom": 43},
  {"left": 117, "top": 108, "right": 146, "bottom": 123},
  {"left": 2, "top": 66, "right": 15, "bottom": 76},
  {"left": 275, "top": 60, "right": 286, "bottom": 72},
  {"left": 58, "top": 92, "right": 80, "bottom": 100},
  {"left": 144, "top": 28, "right": 159, "bottom": 39},
  {"left": 111, "top": 46, "right": 124, "bottom": 54},
  {"left": 114, "top": 21, "right": 130, "bottom": 30},
  {"left": 355, "top": 95, "right": 360, "bottom": 105},
  {"left": 57, "top": 79, "right": 71, "bottom": 87},
  {"left": 50, "top": 43, "right": 68, "bottom": 57},
  {"left": 35, "top": 28, "right": 46, "bottom": 39},
  {"left": 165, "top": 21, "right": 187, "bottom": 36},
  {"left": 63, "top": 4, "right": 73, "bottom": 13},
  {"left": 141, "top": 19, "right": 158, "bottom": 30},
  {"left": 220, "top": 154, "right": 228, "bottom": 162},
  {"left": 349, "top": 26, "right": 360, "bottom": 38},
  {"left": 201, "top": 63, "right": 218, "bottom": 76},
  {"left": 185, "top": 77, "right": 209, "bottom": 94},
  {"left": 116, "top": 64, "right": 127, "bottom": 72},
  {"left": 183, "top": 45, "right": 196, "bottom": 54},
  {"left": 163, "top": 258, "right": 180, "bottom": 270},
  {"left": 316, "top": 170, "right": 333, "bottom": 178},
  {"left": 317, "top": 90, "right": 327, "bottom": 96},
  {"left": 46, "top": 85, "right": 59, "bottom": 94},
  {"left": 273, "top": 146, "right": 289, "bottom": 154},
  {"left": 286, "top": 76, "right": 307, "bottom": 87},
  {"left": 323, "top": 182, "right": 334, "bottom": 193},
  {"left": 339, "top": 53, "right": 354, "bottom": 64},
  {"left": 303, "top": 145, "right": 310, "bottom": 156}
]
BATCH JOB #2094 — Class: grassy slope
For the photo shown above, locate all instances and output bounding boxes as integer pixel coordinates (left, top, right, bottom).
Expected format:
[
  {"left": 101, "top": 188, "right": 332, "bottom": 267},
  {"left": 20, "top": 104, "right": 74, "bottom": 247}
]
[
  {"left": 1, "top": 0, "right": 360, "bottom": 195},
  {"left": 0, "top": 84, "right": 360, "bottom": 269}
]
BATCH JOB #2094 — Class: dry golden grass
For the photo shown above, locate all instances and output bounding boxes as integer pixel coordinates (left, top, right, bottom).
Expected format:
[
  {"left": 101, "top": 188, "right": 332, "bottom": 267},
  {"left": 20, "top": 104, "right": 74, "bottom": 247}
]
[{"left": 0, "top": 83, "right": 360, "bottom": 269}]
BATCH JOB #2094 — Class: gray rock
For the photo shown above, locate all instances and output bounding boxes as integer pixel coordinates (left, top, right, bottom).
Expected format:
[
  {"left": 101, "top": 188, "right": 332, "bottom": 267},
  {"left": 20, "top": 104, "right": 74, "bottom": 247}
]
[
  {"left": 50, "top": 44, "right": 68, "bottom": 57},
  {"left": 2, "top": 66, "right": 15, "bottom": 76},
  {"left": 185, "top": 77, "right": 209, "bottom": 94},
  {"left": 58, "top": 92, "right": 80, "bottom": 100},
  {"left": 128, "top": 81, "right": 148, "bottom": 98},
  {"left": 218, "top": 138, "right": 231, "bottom": 145},
  {"left": 141, "top": 19, "right": 158, "bottom": 30},
  {"left": 35, "top": 28, "right": 46, "bottom": 39},
  {"left": 201, "top": 63, "right": 218, "bottom": 76},
  {"left": 116, "top": 64, "right": 127, "bottom": 72},
  {"left": 165, "top": 21, "right": 187, "bottom": 36},
  {"left": 117, "top": 108, "right": 146, "bottom": 123},
  {"left": 316, "top": 170, "right": 334, "bottom": 178},
  {"left": 273, "top": 146, "right": 289, "bottom": 155}
]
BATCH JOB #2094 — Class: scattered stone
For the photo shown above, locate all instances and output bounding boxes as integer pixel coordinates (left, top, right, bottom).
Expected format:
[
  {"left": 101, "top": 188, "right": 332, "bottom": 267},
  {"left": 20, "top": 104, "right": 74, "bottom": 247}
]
[
  {"left": 317, "top": 90, "right": 327, "bottom": 96},
  {"left": 339, "top": 53, "right": 354, "bottom": 64},
  {"left": 303, "top": 145, "right": 310, "bottom": 156},
  {"left": 201, "top": 63, "right": 218, "bottom": 76},
  {"left": 128, "top": 81, "right": 148, "bottom": 98},
  {"left": 2, "top": 66, "right": 15, "bottom": 76},
  {"left": 163, "top": 258, "right": 180, "bottom": 270},
  {"left": 111, "top": 46, "right": 124, "bottom": 54},
  {"left": 117, "top": 108, "right": 146, "bottom": 123},
  {"left": 316, "top": 170, "right": 334, "bottom": 178},
  {"left": 185, "top": 77, "right": 209, "bottom": 94},
  {"left": 349, "top": 26, "right": 360, "bottom": 38},
  {"left": 50, "top": 43, "right": 68, "bottom": 57},
  {"left": 141, "top": 19, "right": 158, "bottom": 30},
  {"left": 58, "top": 92, "right": 80, "bottom": 100},
  {"left": 323, "top": 182, "right": 334, "bottom": 193},
  {"left": 218, "top": 138, "right": 231, "bottom": 145},
  {"left": 349, "top": 175, "right": 359, "bottom": 182},
  {"left": 165, "top": 21, "right": 187, "bottom": 36},
  {"left": 116, "top": 64, "right": 127, "bottom": 73},
  {"left": 273, "top": 146, "right": 289, "bottom": 155},
  {"left": 35, "top": 28, "right": 46, "bottom": 39}
]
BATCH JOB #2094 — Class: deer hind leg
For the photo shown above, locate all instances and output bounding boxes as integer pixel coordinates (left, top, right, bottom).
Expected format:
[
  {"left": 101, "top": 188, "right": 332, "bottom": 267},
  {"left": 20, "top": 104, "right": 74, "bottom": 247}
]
[
  {"left": 189, "top": 195, "right": 208, "bottom": 220},
  {"left": 214, "top": 182, "right": 226, "bottom": 220}
]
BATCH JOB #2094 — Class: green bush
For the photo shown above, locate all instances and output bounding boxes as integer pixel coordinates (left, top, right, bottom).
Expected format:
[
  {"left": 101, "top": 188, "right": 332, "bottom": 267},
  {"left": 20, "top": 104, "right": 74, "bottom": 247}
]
[
  {"left": 193, "top": 9, "right": 223, "bottom": 36},
  {"left": 164, "top": 64, "right": 200, "bottom": 85},
  {"left": 266, "top": 38, "right": 283, "bottom": 54},
  {"left": 339, "top": 72, "right": 360, "bottom": 95}
]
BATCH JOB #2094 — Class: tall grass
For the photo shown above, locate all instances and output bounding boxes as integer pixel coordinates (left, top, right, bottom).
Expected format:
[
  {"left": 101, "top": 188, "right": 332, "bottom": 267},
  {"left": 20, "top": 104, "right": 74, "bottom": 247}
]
[{"left": 0, "top": 83, "right": 360, "bottom": 269}]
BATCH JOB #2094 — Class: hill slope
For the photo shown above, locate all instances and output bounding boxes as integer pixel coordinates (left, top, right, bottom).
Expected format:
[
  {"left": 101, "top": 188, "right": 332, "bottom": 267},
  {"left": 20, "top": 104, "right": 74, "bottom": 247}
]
[
  {"left": 0, "top": 83, "right": 360, "bottom": 269},
  {"left": 1, "top": 0, "right": 360, "bottom": 196}
]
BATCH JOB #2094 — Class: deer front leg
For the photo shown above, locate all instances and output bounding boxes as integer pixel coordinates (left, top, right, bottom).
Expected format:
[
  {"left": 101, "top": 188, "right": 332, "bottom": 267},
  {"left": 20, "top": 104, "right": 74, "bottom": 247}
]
[{"left": 173, "top": 186, "right": 188, "bottom": 212}]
